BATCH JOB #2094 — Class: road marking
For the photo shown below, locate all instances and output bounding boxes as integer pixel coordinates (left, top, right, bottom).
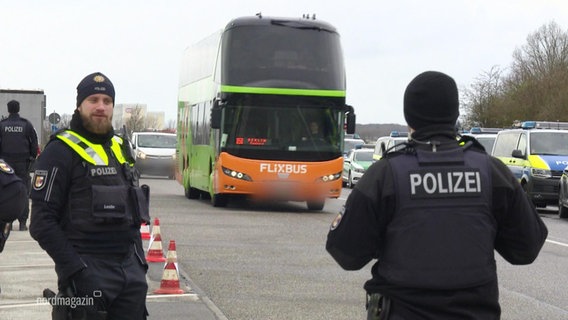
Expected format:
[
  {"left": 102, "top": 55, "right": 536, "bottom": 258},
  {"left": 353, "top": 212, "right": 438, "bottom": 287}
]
[
  {"left": 0, "top": 264, "right": 53, "bottom": 269},
  {"left": 146, "top": 293, "right": 198, "bottom": 300},
  {"left": 546, "top": 239, "right": 568, "bottom": 248},
  {"left": 0, "top": 302, "right": 50, "bottom": 309}
]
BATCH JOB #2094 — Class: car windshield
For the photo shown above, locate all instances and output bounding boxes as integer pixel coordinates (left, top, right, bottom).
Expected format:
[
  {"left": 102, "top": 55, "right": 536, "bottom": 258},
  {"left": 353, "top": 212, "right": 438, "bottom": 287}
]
[
  {"left": 530, "top": 132, "right": 568, "bottom": 155},
  {"left": 475, "top": 136, "right": 496, "bottom": 152},
  {"left": 344, "top": 139, "right": 365, "bottom": 154},
  {"left": 138, "top": 134, "right": 177, "bottom": 148},
  {"left": 354, "top": 151, "right": 373, "bottom": 161}
]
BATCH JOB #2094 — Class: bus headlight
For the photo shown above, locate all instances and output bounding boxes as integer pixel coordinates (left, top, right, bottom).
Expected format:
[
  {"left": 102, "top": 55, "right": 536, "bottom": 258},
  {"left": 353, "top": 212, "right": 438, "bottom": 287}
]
[
  {"left": 531, "top": 168, "right": 551, "bottom": 178},
  {"left": 222, "top": 166, "right": 252, "bottom": 181},
  {"left": 317, "top": 172, "right": 342, "bottom": 183}
]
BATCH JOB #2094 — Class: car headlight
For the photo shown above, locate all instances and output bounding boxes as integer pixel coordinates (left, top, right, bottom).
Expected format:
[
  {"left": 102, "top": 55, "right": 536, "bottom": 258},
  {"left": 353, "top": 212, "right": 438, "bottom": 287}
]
[
  {"left": 352, "top": 164, "right": 366, "bottom": 173},
  {"left": 316, "top": 172, "right": 342, "bottom": 183},
  {"left": 137, "top": 151, "right": 147, "bottom": 160},
  {"left": 222, "top": 166, "right": 252, "bottom": 181},
  {"left": 531, "top": 168, "right": 551, "bottom": 178}
]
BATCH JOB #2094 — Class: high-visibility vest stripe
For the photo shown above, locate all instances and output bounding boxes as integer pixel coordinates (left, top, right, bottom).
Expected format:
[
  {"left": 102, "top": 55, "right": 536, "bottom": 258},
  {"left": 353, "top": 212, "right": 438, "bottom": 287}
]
[{"left": 57, "top": 130, "right": 127, "bottom": 165}]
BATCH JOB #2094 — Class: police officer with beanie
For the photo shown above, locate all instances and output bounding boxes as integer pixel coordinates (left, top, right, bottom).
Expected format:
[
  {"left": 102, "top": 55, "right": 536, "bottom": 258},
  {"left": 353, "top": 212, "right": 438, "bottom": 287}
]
[
  {"left": 326, "top": 71, "right": 548, "bottom": 320},
  {"left": 30, "top": 72, "right": 150, "bottom": 319},
  {"left": 0, "top": 99, "right": 38, "bottom": 231}
]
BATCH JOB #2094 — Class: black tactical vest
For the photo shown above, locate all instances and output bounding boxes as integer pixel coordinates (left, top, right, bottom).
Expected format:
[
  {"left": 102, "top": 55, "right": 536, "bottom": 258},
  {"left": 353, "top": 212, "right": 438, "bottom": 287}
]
[
  {"left": 381, "top": 146, "right": 496, "bottom": 289},
  {"left": 0, "top": 116, "right": 30, "bottom": 160},
  {"left": 56, "top": 131, "right": 137, "bottom": 239}
]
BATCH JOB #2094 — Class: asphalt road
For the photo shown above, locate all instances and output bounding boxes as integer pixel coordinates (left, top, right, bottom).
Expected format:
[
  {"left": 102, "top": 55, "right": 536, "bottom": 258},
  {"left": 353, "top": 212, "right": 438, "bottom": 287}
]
[{"left": 142, "top": 177, "right": 568, "bottom": 320}]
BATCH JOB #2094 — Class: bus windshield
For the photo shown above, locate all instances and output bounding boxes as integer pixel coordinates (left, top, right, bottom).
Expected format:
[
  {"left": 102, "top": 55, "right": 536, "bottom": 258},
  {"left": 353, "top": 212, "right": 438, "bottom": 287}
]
[{"left": 221, "top": 105, "right": 342, "bottom": 161}]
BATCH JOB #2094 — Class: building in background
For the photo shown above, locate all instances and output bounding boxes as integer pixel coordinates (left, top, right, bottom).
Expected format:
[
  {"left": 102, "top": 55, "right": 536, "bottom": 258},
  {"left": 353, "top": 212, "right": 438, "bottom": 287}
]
[
  {"left": 0, "top": 89, "right": 47, "bottom": 147},
  {"left": 114, "top": 103, "right": 147, "bottom": 129},
  {"left": 114, "top": 103, "right": 165, "bottom": 131}
]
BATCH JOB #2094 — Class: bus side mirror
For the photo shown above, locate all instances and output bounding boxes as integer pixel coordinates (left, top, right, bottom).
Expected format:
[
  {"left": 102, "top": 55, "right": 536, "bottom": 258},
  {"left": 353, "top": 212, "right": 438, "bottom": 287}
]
[
  {"left": 211, "top": 100, "right": 222, "bottom": 129},
  {"left": 346, "top": 112, "right": 356, "bottom": 134}
]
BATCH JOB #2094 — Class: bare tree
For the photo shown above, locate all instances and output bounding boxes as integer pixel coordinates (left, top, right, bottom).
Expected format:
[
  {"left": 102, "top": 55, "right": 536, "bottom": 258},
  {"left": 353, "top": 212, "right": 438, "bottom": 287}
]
[
  {"left": 462, "top": 21, "right": 568, "bottom": 126},
  {"left": 125, "top": 106, "right": 146, "bottom": 135},
  {"left": 507, "top": 21, "right": 568, "bottom": 121},
  {"left": 145, "top": 114, "right": 161, "bottom": 130},
  {"left": 511, "top": 21, "right": 568, "bottom": 80},
  {"left": 166, "top": 118, "right": 177, "bottom": 131},
  {"left": 59, "top": 113, "right": 72, "bottom": 129},
  {"left": 461, "top": 66, "right": 505, "bottom": 128}
]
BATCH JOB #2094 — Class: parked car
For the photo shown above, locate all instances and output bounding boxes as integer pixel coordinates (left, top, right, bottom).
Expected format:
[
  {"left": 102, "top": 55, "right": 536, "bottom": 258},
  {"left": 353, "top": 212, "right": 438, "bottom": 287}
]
[
  {"left": 342, "top": 148, "right": 374, "bottom": 188},
  {"left": 343, "top": 138, "right": 366, "bottom": 156},
  {"left": 462, "top": 127, "right": 502, "bottom": 153},
  {"left": 559, "top": 165, "right": 568, "bottom": 218},
  {"left": 132, "top": 132, "right": 177, "bottom": 179},
  {"left": 491, "top": 121, "right": 568, "bottom": 208},
  {"left": 373, "top": 131, "right": 409, "bottom": 161}
]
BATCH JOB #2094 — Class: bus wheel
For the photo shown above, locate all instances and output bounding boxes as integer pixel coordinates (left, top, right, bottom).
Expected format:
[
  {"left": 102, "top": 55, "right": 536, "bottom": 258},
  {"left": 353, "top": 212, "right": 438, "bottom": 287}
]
[
  {"left": 307, "top": 200, "right": 324, "bottom": 211},
  {"left": 212, "top": 194, "right": 228, "bottom": 207},
  {"left": 185, "top": 187, "right": 200, "bottom": 199}
]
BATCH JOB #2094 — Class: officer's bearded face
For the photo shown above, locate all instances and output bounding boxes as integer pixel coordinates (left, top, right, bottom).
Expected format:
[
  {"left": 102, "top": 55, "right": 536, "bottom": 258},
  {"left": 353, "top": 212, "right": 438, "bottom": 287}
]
[{"left": 78, "top": 94, "right": 114, "bottom": 135}]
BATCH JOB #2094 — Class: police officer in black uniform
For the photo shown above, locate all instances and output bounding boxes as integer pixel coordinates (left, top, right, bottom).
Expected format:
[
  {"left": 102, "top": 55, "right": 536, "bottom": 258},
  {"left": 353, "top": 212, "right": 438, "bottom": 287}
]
[
  {"left": 0, "top": 100, "right": 38, "bottom": 231},
  {"left": 326, "top": 71, "right": 548, "bottom": 320},
  {"left": 30, "top": 72, "right": 150, "bottom": 319},
  {"left": 0, "top": 159, "right": 27, "bottom": 252},
  {"left": 0, "top": 159, "right": 27, "bottom": 294}
]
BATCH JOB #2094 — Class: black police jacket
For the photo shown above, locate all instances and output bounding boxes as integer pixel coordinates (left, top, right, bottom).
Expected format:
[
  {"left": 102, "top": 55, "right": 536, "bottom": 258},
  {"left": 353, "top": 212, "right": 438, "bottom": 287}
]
[
  {"left": 326, "top": 134, "right": 548, "bottom": 319},
  {"left": 29, "top": 132, "right": 142, "bottom": 283},
  {"left": 0, "top": 159, "right": 27, "bottom": 223},
  {"left": 0, "top": 114, "right": 38, "bottom": 162}
]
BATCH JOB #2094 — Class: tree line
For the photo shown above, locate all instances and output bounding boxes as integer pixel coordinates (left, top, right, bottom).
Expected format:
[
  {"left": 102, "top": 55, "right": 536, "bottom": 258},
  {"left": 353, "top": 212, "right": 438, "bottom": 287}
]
[{"left": 461, "top": 21, "right": 568, "bottom": 129}]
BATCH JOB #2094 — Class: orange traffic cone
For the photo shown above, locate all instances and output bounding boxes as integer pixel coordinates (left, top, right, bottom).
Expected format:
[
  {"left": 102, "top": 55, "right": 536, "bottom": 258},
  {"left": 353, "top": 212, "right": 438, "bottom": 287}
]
[
  {"left": 154, "top": 240, "right": 185, "bottom": 294},
  {"left": 146, "top": 218, "right": 166, "bottom": 263},
  {"left": 140, "top": 222, "right": 151, "bottom": 240}
]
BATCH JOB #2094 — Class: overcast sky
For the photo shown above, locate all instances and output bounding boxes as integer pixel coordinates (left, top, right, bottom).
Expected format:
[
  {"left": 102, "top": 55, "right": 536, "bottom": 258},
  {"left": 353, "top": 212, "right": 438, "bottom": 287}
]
[{"left": 1, "top": 0, "right": 566, "bottom": 125}]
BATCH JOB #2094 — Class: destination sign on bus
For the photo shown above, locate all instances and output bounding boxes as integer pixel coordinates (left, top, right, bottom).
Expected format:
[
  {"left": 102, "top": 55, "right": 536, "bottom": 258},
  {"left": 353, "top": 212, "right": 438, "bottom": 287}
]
[{"left": 235, "top": 137, "right": 269, "bottom": 146}]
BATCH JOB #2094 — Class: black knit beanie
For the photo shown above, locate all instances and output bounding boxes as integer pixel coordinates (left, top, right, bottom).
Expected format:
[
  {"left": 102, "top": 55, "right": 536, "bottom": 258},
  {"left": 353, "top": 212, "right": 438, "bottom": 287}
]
[
  {"left": 76, "top": 72, "right": 115, "bottom": 107},
  {"left": 7, "top": 100, "right": 20, "bottom": 113},
  {"left": 403, "top": 71, "right": 459, "bottom": 130}
]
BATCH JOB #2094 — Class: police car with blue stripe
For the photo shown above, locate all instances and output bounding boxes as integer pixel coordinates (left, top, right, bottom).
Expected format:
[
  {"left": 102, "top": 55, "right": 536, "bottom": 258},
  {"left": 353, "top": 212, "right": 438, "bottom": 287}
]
[{"left": 491, "top": 121, "right": 568, "bottom": 208}]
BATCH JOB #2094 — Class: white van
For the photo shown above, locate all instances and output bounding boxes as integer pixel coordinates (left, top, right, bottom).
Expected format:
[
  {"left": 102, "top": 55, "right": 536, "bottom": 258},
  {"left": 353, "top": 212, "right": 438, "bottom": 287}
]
[{"left": 131, "top": 132, "right": 177, "bottom": 179}]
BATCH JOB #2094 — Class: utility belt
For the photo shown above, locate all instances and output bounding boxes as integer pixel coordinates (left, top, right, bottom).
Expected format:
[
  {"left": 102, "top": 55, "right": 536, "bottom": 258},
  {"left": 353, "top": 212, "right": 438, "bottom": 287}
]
[{"left": 366, "top": 293, "right": 391, "bottom": 320}]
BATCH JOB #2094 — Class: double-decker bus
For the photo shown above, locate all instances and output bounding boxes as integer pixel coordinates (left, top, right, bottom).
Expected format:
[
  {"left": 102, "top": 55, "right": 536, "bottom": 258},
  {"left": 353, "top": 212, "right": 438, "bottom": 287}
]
[{"left": 177, "top": 15, "right": 356, "bottom": 210}]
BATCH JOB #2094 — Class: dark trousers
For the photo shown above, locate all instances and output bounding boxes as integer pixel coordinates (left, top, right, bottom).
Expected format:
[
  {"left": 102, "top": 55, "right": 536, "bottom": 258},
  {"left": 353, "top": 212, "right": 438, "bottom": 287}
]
[
  {"left": 68, "top": 246, "right": 148, "bottom": 319},
  {"left": 9, "top": 161, "right": 30, "bottom": 225}
]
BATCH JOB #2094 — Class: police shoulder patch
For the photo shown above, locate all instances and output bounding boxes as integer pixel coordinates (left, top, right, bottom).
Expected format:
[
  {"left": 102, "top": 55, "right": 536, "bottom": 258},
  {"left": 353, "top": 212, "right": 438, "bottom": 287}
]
[
  {"left": 33, "top": 170, "right": 49, "bottom": 190},
  {"left": 0, "top": 160, "right": 14, "bottom": 174},
  {"left": 330, "top": 206, "right": 346, "bottom": 231}
]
